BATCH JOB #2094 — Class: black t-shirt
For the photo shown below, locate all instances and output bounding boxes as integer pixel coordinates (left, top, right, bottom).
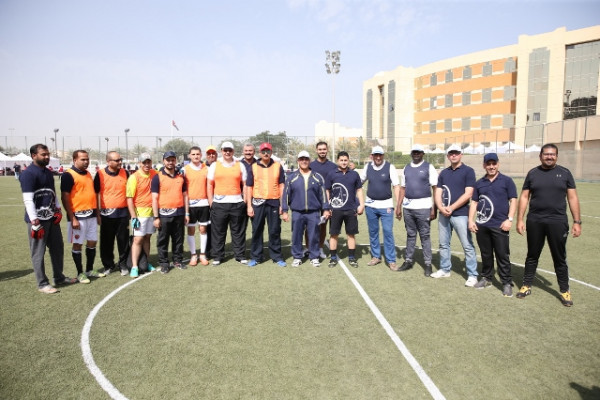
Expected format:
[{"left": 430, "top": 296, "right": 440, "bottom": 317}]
[{"left": 522, "top": 165, "right": 575, "bottom": 223}]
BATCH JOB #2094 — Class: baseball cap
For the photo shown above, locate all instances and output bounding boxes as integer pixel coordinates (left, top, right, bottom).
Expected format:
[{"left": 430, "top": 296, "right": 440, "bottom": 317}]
[
  {"left": 221, "top": 141, "right": 234, "bottom": 150},
  {"left": 297, "top": 150, "right": 310, "bottom": 159},
  {"left": 446, "top": 144, "right": 462, "bottom": 154},
  {"left": 163, "top": 151, "right": 177, "bottom": 159},
  {"left": 483, "top": 153, "right": 499, "bottom": 163},
  {"left": 205, "top": 145, "right": 217, "bottom": 153},
  {"left": 259, "top": 142, "right": 272, "bottom": 151},
  {"left": 411, "top": 144, "right": 425, "bottom": 153},
  {"left": 139, "top": 152, "right": 152, "bottom": 162},
  {"left": 371, "top": 146, "right": 384, "bottom": 155}
]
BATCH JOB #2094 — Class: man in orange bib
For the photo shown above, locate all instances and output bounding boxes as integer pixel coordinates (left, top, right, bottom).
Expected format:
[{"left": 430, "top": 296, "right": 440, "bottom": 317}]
[{"left": 183, "top": 146, "right": 210, "bottom": 266}]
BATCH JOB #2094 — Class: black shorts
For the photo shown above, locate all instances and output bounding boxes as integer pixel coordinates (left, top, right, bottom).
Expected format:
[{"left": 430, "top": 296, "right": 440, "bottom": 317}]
[
  {"left": 188, "top": 206, "right": 210, "bottom": 225},
  {"left": 330, "top": 209, "right": 359, "bottom": 235}
]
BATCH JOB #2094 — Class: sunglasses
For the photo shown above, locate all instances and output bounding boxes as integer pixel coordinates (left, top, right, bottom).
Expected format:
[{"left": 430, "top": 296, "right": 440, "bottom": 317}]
[
  {"left": 261, "top": 149, "right": 272, "bottom": 154},
  {"left": 298, "top": 157, "right": 310, "bottom": 161},
  {"left": 110, "top": 158, "right": 123, "bottom": 162},
  {"left": 222, "top": 148, "right": 233, "bottom": 152}
]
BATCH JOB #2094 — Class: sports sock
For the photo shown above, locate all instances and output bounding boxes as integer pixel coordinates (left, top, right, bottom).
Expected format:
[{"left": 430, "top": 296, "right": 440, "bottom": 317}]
[
  {"left": 348, "top": 249, "right": 355, "bottom": 259},
  {"left": 330, "top": 249, "right": 337, "bottom": 259},
  {"left": 200, "top": 233, "right": 207, "bottom": 254},
  {"left": 187, "top": 235, "right": 196, "bottom": 255},
  {"left": 85, "top": 247, "right": 96, "bottom": 272},
  {"left": 72, "top": 250, "right": 83, "bottom": 275}
]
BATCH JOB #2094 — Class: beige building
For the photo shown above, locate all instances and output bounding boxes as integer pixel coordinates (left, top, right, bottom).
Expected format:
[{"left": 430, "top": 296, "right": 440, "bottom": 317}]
[{"left": 363, "top": 26, "right": 600, "bottom": 153}]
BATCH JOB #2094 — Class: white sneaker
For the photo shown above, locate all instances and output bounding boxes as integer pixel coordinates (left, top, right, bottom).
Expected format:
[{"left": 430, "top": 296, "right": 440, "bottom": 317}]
[
  {"left": 430, "top": 269, "right": 451, "bottom": 278},
  {"left": 292, "top": 259, "right": 302, "bottom": 267},
  {"left": 310, "top": 259, "right": 321, "bottom": 267},
  {"left": 212, "top": 260, "right": 221, "bottom": 266},
  {"left": 319, "top": 248, "right": 327, "bottom": 259},
  {"left": 464, "top": 276, "right": 478, "bottom": 287},
  {"left": 238, "top": 259, "right": 248, "bottom": 265}
]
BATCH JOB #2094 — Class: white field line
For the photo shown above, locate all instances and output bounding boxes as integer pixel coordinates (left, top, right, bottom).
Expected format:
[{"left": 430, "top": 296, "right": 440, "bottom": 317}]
[
  {"left": 337, "top": 259, "right": 446, "bottom": 400},
  {"left": 81, "top": 273, "right": 153, "bottom": 400}
]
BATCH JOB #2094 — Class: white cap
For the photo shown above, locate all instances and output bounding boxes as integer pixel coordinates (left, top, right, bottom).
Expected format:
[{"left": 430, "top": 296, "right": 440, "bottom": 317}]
[
  {"left": 446, "top": 144, "right": 462, "bottom": 154},
  {"left": 371, "top": 146, "right": 384, "bottom": 155},
  {"left": 411, "top": 144, "right": 425, "bottom": 153},
  {"left": 221, "top": 141, "right": 234, "bottom": 149},
  {"left": 297, "top": 150, "right": 310, "bottom": 159}
]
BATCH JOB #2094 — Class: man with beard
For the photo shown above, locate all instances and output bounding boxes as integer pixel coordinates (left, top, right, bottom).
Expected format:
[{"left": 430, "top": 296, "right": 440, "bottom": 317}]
[
  {"left": 183, "top": 146, "right": 210, "bottom": 266},
  {"left": 20, "top": 144, "right": 77, "bottom": 293},
  {"left": 309, "top": 141, "right": 337, "bottom": 259}
]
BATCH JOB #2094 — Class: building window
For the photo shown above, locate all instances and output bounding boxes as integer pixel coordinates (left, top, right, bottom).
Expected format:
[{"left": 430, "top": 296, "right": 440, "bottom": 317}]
[
  {"left": 482, "top": 88, "right": 492, "bottom": 103},
  {"left": 444, "top": 119, "right": 452, "bottom": 132},
  {"left": 482, "top": 62, "right": 492, "bottom": 77},
  {"left": 462, "top": 91, "right": 471, "bottom": 105},
  {"left": 430, "top": 73, "right": 437, "bottom": 86},
  {"left": 429, "top": 120, "right": 436, "bottom": 133},
  {"left": 526, "top": 48, "right": 549, "bottom": 126},
  {"left": 461, "top": 117, "right": 471, "bottom": 131},
  {"left": 463, "top": 65, "right": 472, "bottom": 80},
  {"left": 564, "top": 40, "right": 600, "bottom": 120},
  {"left": 430, "top": 97, "right": 437, "bottom": 109},
  {"left": 503, "top": 86, "right": 516, "bottom": 101},
  {"left": 504, "top": 57, "right": 516, "bottom": 73},
  {"left": 532, "top": 112, "right": 541, "bottom": 122},
  {"left": 503, "top": 114, "right": 515, "bottom": 128},
  {"left": 445, "top": 94, "right": 453, "bottom": 108},
  {"left": 445, "top": 70, "right": 453, "bottom": 83},
  {"left": 481, "top": 115, "right": 491, "bottom": 129}
]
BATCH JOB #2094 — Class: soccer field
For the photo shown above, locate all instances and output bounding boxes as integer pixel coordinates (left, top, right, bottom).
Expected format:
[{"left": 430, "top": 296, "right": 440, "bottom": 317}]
[{"left": 0, "top": 176, "right": 599, "bottom": 399}]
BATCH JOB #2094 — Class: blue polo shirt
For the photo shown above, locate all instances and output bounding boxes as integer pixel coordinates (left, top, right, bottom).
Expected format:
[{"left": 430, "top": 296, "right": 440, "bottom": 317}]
[
  {"left": 310, "top": 159, "right": 337, "bottom": 182},
  {"left": 437, "top": 163, "right": 476, "bottom": 217},
  {"left": 325, "top": 168, "right": 362, "bottom": 211},
  {"left": 472, "top": 172, "right": 517, "bottom": 228}
]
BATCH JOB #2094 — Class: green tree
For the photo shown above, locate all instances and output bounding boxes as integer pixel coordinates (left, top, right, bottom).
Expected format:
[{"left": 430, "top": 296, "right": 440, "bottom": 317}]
[{"left": 161, "top": 138, "right": 193, "bottom": 161}]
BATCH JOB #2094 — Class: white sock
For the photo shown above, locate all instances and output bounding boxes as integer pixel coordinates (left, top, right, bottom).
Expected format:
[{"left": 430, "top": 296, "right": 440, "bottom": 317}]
[
  {"left": 200, "top": 233, "right": 207, "bottom": 255},
  {"left": 187, "top": 235, "right": 196, "bottom": 255}
]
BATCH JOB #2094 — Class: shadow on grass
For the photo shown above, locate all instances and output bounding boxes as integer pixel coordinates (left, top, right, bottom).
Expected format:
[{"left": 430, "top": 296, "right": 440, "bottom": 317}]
[
  {"left": 0, "top": 269, "right": 32, "bottom": 282},
  {"left": 570, "top": 382, "right": 600, "bottom": 400}
]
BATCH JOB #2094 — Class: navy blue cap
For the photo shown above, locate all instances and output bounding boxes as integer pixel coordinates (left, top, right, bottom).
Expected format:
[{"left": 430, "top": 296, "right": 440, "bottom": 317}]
[
  {"left": 484, "top": 153, "right": 498, "bottom": 163},
  {"left": 163, "top": 151, "right": 177, "bottom": 159}
]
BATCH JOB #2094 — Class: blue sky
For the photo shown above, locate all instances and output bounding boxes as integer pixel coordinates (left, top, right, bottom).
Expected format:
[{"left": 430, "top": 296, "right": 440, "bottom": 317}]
[{"left": 0, "top": 0, "right": 598, "bottom": 144}]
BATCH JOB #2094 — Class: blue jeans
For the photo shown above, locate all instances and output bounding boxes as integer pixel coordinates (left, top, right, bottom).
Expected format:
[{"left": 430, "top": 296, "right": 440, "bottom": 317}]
[
  {"left": 438, "top": 214, "right": 477, "bottom": 276},
  {"left": 365, "top": 206, "right": 396, "bottom": 263}
]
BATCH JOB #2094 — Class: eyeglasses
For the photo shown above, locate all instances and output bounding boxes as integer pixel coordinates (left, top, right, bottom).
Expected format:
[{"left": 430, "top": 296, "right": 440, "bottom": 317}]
[
  {"left": 110, "top": 158, "right": 123, "bottom": 162},
  {"left": 260, "top": 149, "right": 272, "bottom": 154},
  {"left": 222, "top": 148, "right": 233, "bottom": 153},
  {"left": 298, "top": 157, "right": 310, "bottom": 161}
]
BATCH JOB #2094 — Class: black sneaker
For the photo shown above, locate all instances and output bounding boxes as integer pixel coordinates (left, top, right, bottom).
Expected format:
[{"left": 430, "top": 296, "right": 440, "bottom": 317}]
[
  {"left": 348, "top": 258, "right": 358, "bottom": 268},
  {"left": 516, "top": 285, "right": 531, "bottom": 299},
  {"left": 423, "top": 264, "right": 432, "bottom": 277},
  {"left": 397, "top": 260, "right": 414, "bottom": 272},
  {"left": 174, "top": 262, "right": 187, "bottom": 270},
  {"left": 474, "top": 277, "right": 492, "bottom": 289},
  {"left": 502, "top": 283, "right": 513, "bottom": 297},
  {"left": 160, "top": 266, "right": 170, "bottom": 274},
  {"left": 328, "top": 257, "right": 338, "bottom": 268}
]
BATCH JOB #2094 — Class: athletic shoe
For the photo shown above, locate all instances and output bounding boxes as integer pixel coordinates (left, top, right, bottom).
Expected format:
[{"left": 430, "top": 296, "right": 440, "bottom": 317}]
[
  {"left": 248, "top": 259, "right": 258, "bottom": 267},
  {"left": 424, "top": 264, "right": 432, "bottom": 277},
  {"left": 328, "top": 257, "right": 338, "bottom": 268},
  {"left": 160, "top": 265, "right": 169, "bottom": 274},
  {"left": 199, "top": 255, "right": 209, "bottom": 265},
  {"left": 516, "top": 285, "right": 531, "bottom": 299},
  {"left": 188, "top": 254, "right": 198, "bottom": 266},
  {"left": 367, "top": 257, "right": 381, "bottom": 266},
  {"left": 474, "top": 277, "right": 492, "bottom": 289},
  {"left": 174, "top": 262, "right": 187, "bottom": 270},
  {"left": 38, "top": 285, "right": 58, "bottom": 294},
  {"left": 55, "top": 276, "right": 77, "bottom": 286},
  {"left": 465, "top": 276, "right": 478, "bottom": 287},
  {"left": 397, "top": 260, "right": 414, "bottom": 272},
  {"left": 559, "top": 291, "right": 573, "bottom": 307},
  {"left": 388, "top": 262, "right": 399, "bottom": 271},
  {"left": 77, "top": 273, "right": 90, "bottom": 284},
  {"left": 310, "top": 259, "right": 320, "bottom": 267},
  {"left": 319, "top": 248, "right": 327, "bottom": 259},
  {"left": 348, "top": 258, "right": 358, "bottom": 268},
  {"left": 86, "top": 269, "right": 106, "bottom": 278},
  {"left": 430, "top": 269, "right": 450, "bottom": 279},
  {"left": 502, "top": 283, "right": 513, "bottom": 297},
  {"left": 212, "top": 260, "right": 221, "bottom": 266},
  {"left": 129, "top": 267, "right": 139, "bottom": 278},
  {"left": 303, "top": 247, "right": 309, "bottom": 257},
  {"left": 99, "top": 267, "right": 115, "bottom": 275},
  {"left": 276, "top": 260, "right": 287, "bottom": 267},
  {"left": 120, "top": 268, "right": 129, "bottom": 276},
  {"left": 292, "top": 259, "right": 302, "bottom": 267},
  {"left": 147, "top": 264, "right": 156, "bottom": 272},
  {"left": 237, "top": 259, "right": 248, "bottom": 265}
]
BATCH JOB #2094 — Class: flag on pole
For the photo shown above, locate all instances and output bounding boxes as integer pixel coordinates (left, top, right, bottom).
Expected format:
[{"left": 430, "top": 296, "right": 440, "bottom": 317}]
[{"left": 172, "top": 120, "right": 179, "bottom": 131}]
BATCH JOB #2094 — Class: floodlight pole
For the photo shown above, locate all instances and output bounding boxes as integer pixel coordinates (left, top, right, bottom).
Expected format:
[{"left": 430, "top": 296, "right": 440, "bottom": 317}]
[
  {"left": 325, "top": 50, "right": 341, "bottom": 159},
  {"left": 53, "top": 129, "right": 59, "bottom": 158},
  {"left": 124, "top": 128, "right": 130, "bottom": 162}
]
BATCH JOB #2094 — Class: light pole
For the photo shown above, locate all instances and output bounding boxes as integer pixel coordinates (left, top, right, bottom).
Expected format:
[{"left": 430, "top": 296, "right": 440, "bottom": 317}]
[
  {"left": 105, "top": 137, "right": 109, "bottom": 154},
  {"left": 53, "top": 129, "right": 59, "bottom": 158},
  {"left": 325, "top": 50, "right": 341, "bottom": 159},
  {"left": 124, "top": 128, "right": 130, "bottom": 162}
]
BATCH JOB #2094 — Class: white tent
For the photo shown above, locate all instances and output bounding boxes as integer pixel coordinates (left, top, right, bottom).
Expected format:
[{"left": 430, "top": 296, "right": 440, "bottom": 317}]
[
  {"left": 500, "top": 141, "right": 524, "bottom": 153},
  {"left": 0, "top": 152, "right": 11, "bottom": 170},
  {"left": 463, "top": 144, "right": 485, "bottom": 154},
  {"left": 431, "top": 148, "right": 445, "bottom": 154},
  {"left": 525, "top": 144, "right": 541, "bottom": 153}
]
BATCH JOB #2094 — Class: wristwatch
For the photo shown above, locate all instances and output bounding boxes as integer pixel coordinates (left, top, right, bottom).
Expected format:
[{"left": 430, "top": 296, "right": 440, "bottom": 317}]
[
  {"left": 573, "top": 220, "right": 582, "bottom": 225},
  {"left": 508, "top": 217, "right": 513, "bottom": 222}
]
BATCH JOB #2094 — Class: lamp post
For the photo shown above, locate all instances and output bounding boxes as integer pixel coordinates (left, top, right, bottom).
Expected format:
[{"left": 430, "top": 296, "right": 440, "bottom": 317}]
[
  {"left": 124, "top": 128, "right": 130, "bottom": 162},
  {"left": 105, "top": 137, "right": 109, "bottom": 154},
  {"left": 325, "top": 50, "right": 341, "bottom": 159},
  {"left": 53, "top": 129, "right": 59, "bottom": 158}
]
